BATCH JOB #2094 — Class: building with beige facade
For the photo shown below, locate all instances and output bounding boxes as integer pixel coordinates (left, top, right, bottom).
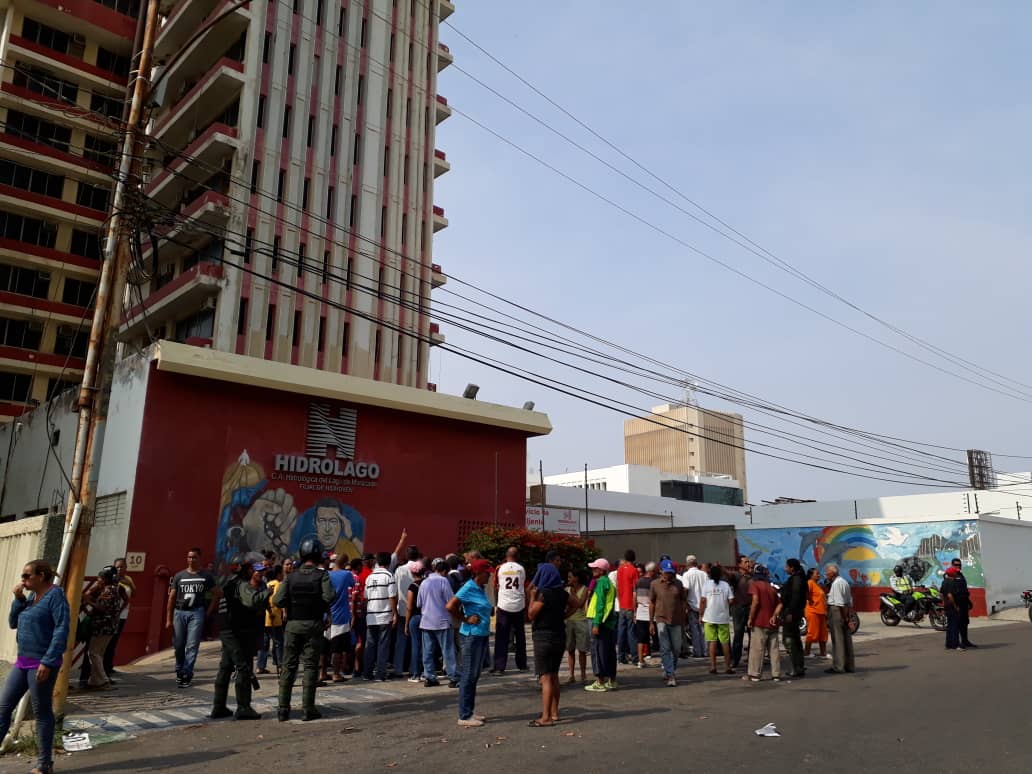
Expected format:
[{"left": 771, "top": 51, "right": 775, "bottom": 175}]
[
  {"left": 624, "top": 403, "right": 747, "bottom": 499},
  {"left": 120, "top": 0, "right": 455, "bottom": 388}
]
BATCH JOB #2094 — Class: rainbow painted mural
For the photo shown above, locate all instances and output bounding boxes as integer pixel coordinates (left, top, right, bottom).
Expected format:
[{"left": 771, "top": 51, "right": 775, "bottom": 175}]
[{"left": 737, "top": 519, "right": 983, "bottom": 587}]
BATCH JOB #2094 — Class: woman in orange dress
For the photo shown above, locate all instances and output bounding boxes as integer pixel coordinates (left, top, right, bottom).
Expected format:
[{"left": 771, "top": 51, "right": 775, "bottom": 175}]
[{"left": 804, "top": 567, "right": 828, "bottom": 658}]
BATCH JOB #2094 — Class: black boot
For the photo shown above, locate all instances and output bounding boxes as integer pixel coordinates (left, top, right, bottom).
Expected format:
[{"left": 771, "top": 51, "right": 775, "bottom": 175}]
[
  {"left": 209, "top": 707, "right": 233, "bottom": 719},
  {"left": 277, "top": 708, "right": 290, "bottom": 722}
]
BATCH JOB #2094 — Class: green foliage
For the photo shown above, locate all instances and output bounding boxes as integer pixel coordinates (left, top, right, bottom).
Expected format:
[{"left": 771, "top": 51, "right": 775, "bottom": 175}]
[{"left": 464, "top": 526, "right": 600, "bottom": 580}]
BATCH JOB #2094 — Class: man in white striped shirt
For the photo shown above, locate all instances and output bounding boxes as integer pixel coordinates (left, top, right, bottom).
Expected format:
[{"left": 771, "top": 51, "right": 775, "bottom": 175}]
[{"left": 363, "top": 552, "right": 398, "bottom": 681}]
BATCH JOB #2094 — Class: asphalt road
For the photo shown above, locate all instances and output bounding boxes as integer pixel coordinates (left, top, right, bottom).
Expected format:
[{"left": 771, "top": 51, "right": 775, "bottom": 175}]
[{"left": 6, "top": 622, "right": 1031, "bottom": 773}]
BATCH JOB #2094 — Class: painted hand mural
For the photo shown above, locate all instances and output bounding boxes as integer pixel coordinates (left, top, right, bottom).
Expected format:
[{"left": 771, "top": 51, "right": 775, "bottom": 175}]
[
  {"left": 739, "top": 520, "right": 984, "bottom": 588},
  {"left": 215, "top": 451, "right": 367, "bottom": 572}
]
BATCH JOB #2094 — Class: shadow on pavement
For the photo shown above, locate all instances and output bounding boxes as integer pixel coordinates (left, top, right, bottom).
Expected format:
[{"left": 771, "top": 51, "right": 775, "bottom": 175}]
[{"left": 64, "top": 750, "right": 233, "bottom": 772}]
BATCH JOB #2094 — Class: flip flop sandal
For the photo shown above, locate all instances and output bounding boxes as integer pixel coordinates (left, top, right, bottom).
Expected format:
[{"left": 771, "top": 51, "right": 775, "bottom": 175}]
[{"left": 528, "top": 719, "right": 553, "bottom": 727}]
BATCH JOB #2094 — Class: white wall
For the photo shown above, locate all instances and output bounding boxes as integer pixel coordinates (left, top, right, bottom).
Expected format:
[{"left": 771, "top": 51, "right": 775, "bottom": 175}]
[
  {"left": 752, "top": 485, "right": 1032, "bottom": 528},
  {"left": 978, "top": 515, "right": 1032, "bottom": 613},
  {"left": 542, "top": 463, "right": 740, "bottom": 496},
  {"left": 538, "top": 484, "right": 748, "bottom": 532}
]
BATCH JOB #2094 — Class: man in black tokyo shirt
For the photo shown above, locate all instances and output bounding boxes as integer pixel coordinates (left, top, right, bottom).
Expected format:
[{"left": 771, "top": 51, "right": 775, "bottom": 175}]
[{"left": 165, "top": 547, "right": 218, "bottom": 687}]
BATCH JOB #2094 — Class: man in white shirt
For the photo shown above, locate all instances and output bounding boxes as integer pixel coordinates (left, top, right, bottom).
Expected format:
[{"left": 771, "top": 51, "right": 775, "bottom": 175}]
[
  {"left": 392, "top": 546, "right": 421, "bottom": 676},
  {"left": 363, "top": 552, "right": 398, "bottom": 681},
  {"left": 824, "top": 563, "right": 855, "bottom": 674},
  {"left": 490, "top": 547, "right": 527, "bottom": 674},
  {"left": 681, "top": 555, "right": 708, "bottom": 657}
]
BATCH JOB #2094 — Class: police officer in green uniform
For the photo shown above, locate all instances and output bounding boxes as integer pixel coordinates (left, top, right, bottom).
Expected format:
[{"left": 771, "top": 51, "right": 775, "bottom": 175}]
[
  {"left": 273, "top": 537, "right": 335, "bottom": 721},
  {"left": 210, "top": 556, "right": 270, "bottom": 720}
]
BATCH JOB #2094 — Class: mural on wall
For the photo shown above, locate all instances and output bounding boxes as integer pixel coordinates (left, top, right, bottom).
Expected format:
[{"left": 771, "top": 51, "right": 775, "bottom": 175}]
[
  {"left": 215, "top": 450, "right": 366, "bottom": 573},
  {"left": 738, "top": 520, "right": 983, "bottom": 587}
]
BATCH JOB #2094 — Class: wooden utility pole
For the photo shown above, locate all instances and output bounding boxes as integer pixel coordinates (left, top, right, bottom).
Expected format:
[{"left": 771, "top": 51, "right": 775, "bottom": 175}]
[{"left": 52, "top": 0, "right": 161, "bottom": 717}]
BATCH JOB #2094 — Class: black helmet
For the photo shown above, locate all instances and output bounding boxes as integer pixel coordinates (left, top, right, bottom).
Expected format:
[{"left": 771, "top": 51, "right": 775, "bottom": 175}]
[
  {"left": 98, "top": 565, "right": 118, "bottom": 584},
  {"left": 893, "top": 565, "right": 904, "bottom": 575},
  {"left": 298, "top": 537, "right": 324, "bottom": 562}
]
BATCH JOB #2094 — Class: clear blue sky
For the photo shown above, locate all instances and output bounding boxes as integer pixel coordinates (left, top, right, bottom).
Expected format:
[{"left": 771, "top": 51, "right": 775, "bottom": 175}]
[{"left": 431, "top": 1, "right": 1032, "bottom": 502}]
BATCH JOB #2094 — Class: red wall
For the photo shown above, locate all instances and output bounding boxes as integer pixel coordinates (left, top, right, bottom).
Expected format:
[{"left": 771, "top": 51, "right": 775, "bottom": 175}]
[{"left": 119, "top": 366, "right": 530, "bottom": 661}]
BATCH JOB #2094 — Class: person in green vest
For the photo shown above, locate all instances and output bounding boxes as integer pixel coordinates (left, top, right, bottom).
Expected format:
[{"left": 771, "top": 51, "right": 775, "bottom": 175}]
[{"left": 584, "top": 558, "right": 618, "bottom": 692}]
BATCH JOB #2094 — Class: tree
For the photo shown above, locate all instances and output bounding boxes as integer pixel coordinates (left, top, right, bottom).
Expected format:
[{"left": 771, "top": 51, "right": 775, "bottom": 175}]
[{"left": 464, "top": 526, "right": 600, "bottom": 581}]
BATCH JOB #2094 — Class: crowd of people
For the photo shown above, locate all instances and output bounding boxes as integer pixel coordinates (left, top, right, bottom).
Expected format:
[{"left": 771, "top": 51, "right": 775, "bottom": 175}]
[{"left": 0, "top": 541, "right": 983, "bottom": 772}]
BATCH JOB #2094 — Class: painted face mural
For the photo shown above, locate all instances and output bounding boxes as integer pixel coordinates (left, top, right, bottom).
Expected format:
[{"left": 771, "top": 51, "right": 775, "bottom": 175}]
[
  {"left": 215, "top": 451, "right": 366, "bottom": 572},
  {"left": 738, "top": 520, "right": 984, "bottom": 588}
]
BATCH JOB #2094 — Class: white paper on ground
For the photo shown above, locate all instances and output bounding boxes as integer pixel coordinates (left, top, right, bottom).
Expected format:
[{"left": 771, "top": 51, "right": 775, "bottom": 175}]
[
  {"left": 754, "top": 723, "right": 780, "bottom": 737},
  {"left": 63, "top": 732, "right": 93, "bottom": 751}
]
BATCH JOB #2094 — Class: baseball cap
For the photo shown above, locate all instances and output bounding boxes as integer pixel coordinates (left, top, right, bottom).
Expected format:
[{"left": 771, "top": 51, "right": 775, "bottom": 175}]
[
  {"left": 469, "top": 559, "right": 493, "bottom": 575},
  {"left": 252, "top": 562, "right": 267, "bottom": 573},
  {"left": 945, "top": 567, "right": 960, "bottom": 577},
  {"left": 587, "top": 558, "right": 610, "bottom": 573},
  {"left": 659, "top": 559, "right": 676, "bottom": 574},
  {"left": 752, "top": 564, "right": 770, "bottom": 580}
]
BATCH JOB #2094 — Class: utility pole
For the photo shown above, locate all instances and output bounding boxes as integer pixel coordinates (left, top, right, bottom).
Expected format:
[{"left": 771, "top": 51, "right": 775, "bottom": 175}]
[
  {"left": 583, "top": 463, "right": 589, "bottom": 532},
  {"left": 52, "top": 0, "right": 161, "bottom": 717}
]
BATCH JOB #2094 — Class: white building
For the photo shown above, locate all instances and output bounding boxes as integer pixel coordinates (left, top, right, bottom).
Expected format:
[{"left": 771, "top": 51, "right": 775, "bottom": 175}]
[{"left": 542, "top": 463, "right": 739, "bottom": 496}]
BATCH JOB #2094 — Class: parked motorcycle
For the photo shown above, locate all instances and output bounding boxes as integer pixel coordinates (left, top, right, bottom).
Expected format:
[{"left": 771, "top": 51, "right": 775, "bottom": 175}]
[
  {"left": 880, "top": 586, "right": 946, "bottom": 631},
  {"left": 1022, "top": 589, "right": 1032, "bottom": 623}
]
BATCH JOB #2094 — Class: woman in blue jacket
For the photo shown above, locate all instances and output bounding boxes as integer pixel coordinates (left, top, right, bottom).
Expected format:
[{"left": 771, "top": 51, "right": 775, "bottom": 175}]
[{"left": 0, "top": 560, "right": 69, "bottom": 774}]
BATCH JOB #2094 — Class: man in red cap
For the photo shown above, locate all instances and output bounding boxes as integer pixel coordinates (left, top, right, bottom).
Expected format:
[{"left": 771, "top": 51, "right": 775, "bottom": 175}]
[{"left": 942, "top": 560, "right": 976, "bottom": 650}]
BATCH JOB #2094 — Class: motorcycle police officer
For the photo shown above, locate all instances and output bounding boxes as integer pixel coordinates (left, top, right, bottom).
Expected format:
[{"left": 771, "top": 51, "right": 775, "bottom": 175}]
[
  {"left": 890, "top": 565, "right": 915, "bottom": 620},
  {"left": 210, "top": 556, "right": 270, "bottom": 720},
  {"left": 272, "top": 537, "right": 335, "bottom": 721}
]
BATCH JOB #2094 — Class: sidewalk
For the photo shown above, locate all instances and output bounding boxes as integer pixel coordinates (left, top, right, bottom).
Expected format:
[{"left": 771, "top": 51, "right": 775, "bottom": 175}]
[{"left": 61, "top": 612, "right": 1021, "bottom": 738}]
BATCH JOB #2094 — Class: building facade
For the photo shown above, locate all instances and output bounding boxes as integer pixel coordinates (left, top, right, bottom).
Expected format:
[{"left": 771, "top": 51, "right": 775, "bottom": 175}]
[
  {"left": 624, "top": 403, "right": 747, "bottom": 498},
  {"left": 0, "top": 0, "right": 137, "bottom": 418},
  {"left": 541, "top": 463, "right": 742, "bottom": 504},
  {"left": 124, "top": 0, "right": 454, "bottom": 387}
]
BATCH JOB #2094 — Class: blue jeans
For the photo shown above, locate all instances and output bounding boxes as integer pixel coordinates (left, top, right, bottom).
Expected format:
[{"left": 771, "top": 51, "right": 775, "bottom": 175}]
[
  {"left": 363, "top": 624, "right": 392, "bottom": 680},
  {"left": 458, "top": 634, "right": 488, "bottom": 720},
  {"left": 407, "top": 615, "right": 423, "bottom": 678},
  {"left": 687, "top": 609, "right": 705, "bottom": 657},
  {"left": 392, "top": 623, "right": 410, "bottom": 675},
  {"left": 173, "top": 607, "right": 205, "bottom": 679},
  {"left": 421, "top": 627, "right": 458, "bottom": 682},
  {"left": 0, "top": 666, "right": 57, "bottom": 771},
  {"left": 617, "top": 609, "right": 636, "bottom": 661},
  {"left": 656, "top": 622, "right": 683, "bottom": 677},
  {"left": 258, "top": 626, "right": 284, "bottom": 670}
]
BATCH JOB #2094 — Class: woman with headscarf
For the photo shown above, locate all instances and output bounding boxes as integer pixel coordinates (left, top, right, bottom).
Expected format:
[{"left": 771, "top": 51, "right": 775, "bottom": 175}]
[{"left": 527, "top": 562, "right": 575, "bottom": 726}]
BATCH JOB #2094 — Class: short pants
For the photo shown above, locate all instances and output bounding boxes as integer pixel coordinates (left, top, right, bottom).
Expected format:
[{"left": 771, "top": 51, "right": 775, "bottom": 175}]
[
  {"left": 634, "top": 620, "right": 651, "bottom": 644},
  {"left": 533, "top": 630, "right": 567, "bottom": 676},
  {"left": 564, "top": 618, "right": 589, "bottom": 652},
  {"left": 704, "top": 622, "right": 730, "bottom": 643}
]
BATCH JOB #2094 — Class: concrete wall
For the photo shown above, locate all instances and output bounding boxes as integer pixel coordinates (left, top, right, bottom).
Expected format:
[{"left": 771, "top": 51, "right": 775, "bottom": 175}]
[
  {"left": 0, "top": 516, "right": 45, "bottom": 662},
  {"left": 585, "top": 526, "right": 738, "bottom": 568},
  {"left": 978, "top": 515, "right": 1032, "bottom": 613},
  {"left": 533, "top": 483, "right": 748, "bottom": 530}
]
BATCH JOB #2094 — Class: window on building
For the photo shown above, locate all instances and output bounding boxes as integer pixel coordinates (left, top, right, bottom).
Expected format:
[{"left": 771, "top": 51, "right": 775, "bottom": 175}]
[
  {"left": 307, "top": 115, "right": 315, "bottom": 147},
  {"left": 61, "top": 277, "right": 96, "bottom": 306},
  {"left": 76, "top": 181, "right": 111, "bottom": 212},
  {"left": 342, "top": 320, "right": 349, "bottom": 357},
  {"left": 46, "top": 378, "right": 78, "bottom": 400},
  {"left": 83, "top": 134, "right": 117, "bottom": 166},
  {"left": 90, "top": 92, "right": 124, "bottom": 120},
  {"left": 272, "top": 236, "right": 281, "bottom": 272},
  {"left": 316, "top": 0, "right": 325, "bottom": 24},
  {"left": 244, "top": 228, "right": 254, "bottom": 265},
  {"left": 349, "top": 194, "right": 357, "bottom": 227},
  {"left": 5, "top": 110, "right": 71, "bottom": 153},
  {"left": 353, "top": 133, "right": 361, "bottom": 166},
  {"left": 20, "top": 19, "right": 72, "bottom": 56},
  {"left": 403, "top": 153, "right": 409, "bottom": 185},
  {"left": 288, "top": 44, "right": 296, "bottom": 75},
  {"left": 302, "top": 177, "right": 310, "bottom": 209},
  {"left": 297, "top": 242, "right": 306, "bottom": 276},
  {"left": 174, "top": 309, "right": 214, "bottom": 342},
  {"left": 334, "top": 65, "right": 342, "bottom": 96},
  {"left": 263, "top": 32, "right": 272, "bottom": 63},
  {"left": 292, "top": 310, "right": 302, "bottom": 346},
  {"left": 237, "top": 297, "right": 248, "bottom": 336},
  {"left": 96, "top": 47, "right": 130, "bottom": 79},
  {"left": 0, "top": 372, "right": 32, "bottom": 403},
  {"left": 326, "top": 186, "right": 334, "bottom": 219},
  {"left": 54, "top": 325, "right": 87, "bottom": 357},
  {"left": 0, "top": 264, "right": 49, "bottom": 299},
  {"left": 322, "top": 251, "right": 330, "bottom": 283},
  {"left": 257, "top": 94, "right": 266, "bottom": 128},
  {"left": 405, "top": 97, "right": 412, "bottom": 128},
  {"left": 373, "top": 328, "right": 381, "bottom": 363},
  {"left": 266, "top": 304, "right": 276, "bottom": 341},
  {"left": 389, "top": 34, "right": 396, "bottom": 63},
  {"left": 386, "top": 88, "right": 393, "bottom": 119},
  {"left": 282, "top": 106, "right": 291, "bottom": 139},
  {"left": 0, "top": 212, "right": 57, "bottom": 249},
  {"left": 70, "top": 228, "right": 101, "bottom": 259},
  {"left": 396, "top": 334, "right": 403, "bottom": 369},
  {"left": 0, "top": 160, "right": 64, "bottom": 199},
  {"left": 331, "top": 124, "right": 338, "bottom": 156},
  {"left": 380, "top": 205, "right": 387, "bottom": 238},
  {"left": 318, "top": 316, "right": 325, "bottom": 352},
  {"left": 357, "top": 74, "right": 364, "bottom": 106},
  {"left": 277, "top": 169, "right": 286, "bottom": 202},
  {"left": 250, "top": 161, "right": 260, "bottom": 194},
  {"left": 401, "top": 213, "right": 407, "bottom": 245},
  {"left": 360, "top": 18, "right": 367, "bottom": 47}
]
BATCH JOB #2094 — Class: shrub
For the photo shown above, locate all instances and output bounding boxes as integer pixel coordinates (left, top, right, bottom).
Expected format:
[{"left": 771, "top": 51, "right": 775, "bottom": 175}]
[{"left": 464, "top": 526, "right": 600, "bottom": 580}]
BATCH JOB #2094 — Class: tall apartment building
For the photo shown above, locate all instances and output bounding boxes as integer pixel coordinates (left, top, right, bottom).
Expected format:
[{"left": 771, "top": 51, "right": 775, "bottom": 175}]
[
  {"left": 624, "top": 403, "right": 748, "bottom": 499},
  {"left": 122, "top": 0, "right": 454, "bottom": 388},
  {"left": 0, "top": 0, "right": 137, "bottom": 419}
]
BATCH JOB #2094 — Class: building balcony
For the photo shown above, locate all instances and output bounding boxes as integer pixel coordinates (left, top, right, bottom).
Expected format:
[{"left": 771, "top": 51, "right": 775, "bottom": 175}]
[
  {"left": 0, "top": 344, "right": 86, "bottom": 375},
  {"left": 432, "top": 205, "right": 448, "bottom": 232},
  {"left": 0, "top": 81, "right": 114, "bottom": 133},
  {"left": 430, "top": 262, "right": 446, "bottom": 288},
  {"left": 436, "top": 42, "right": 453, "bottom": 72},
  {"left": 172, "top": 190, "right": 231, "bottom": 231},
  {"left": 27, "top": 0, "right": 137, "bottom": 47},
  {"left": 144, "top": 123, "right": 239, "bottom": 208},
  {"left": 0, "top": 184, "right": 106, "bottom": 227},
  {"left": 0, "top": 131, "right": 112, "bottom": 183},
  {"left": 119, "top": 260, "right": 223, "bottom": 341},
  {"left": 6, "top": 35, "right": 129, "bottom": 94},
  {"left": 0, "top": 290, "right": 94, "bottom": 326},
  {"left": 438, "top": 0, "right": 455, "bottom": 21},
  {"left": 434, "top": 94, "right": 452, "bottom": 125},
  {"left": 433, "top": 149, "right": 450, "bottom": 178},
  {"left": 150, "top": 58, "right": 244, "bottom": 150},
  {"left": 155, "top": 0, "right": 250, "bottom": 62},
  {"left": 429, "top": 322, "right": 445, "bottom": 346},
  {"left": 0, "top": 238, "right": 100, "bottom": 276}
]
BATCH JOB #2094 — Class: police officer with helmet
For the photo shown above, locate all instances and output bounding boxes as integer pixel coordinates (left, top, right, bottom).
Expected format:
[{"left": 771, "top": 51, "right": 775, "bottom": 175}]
[
  {"left": 210, "top": 555, "right": 270, "bottom": 720},
  {"left": 272, "top": 537, "right": 335, "bottom": 721}
]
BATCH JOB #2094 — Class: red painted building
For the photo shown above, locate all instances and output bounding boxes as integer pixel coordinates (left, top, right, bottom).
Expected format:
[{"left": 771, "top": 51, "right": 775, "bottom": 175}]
[{"left": 100, "top": 342, "right": 549, "bottom": 662}]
